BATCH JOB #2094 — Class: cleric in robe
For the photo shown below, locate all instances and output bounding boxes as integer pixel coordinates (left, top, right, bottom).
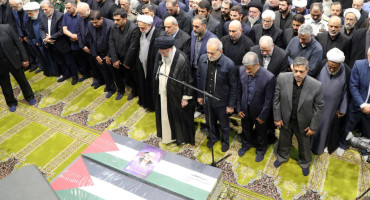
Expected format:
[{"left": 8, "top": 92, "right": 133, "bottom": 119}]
[
  {"left": 153, "top": 35, "right": 196, "bottom": 145},
  {"left": 311, "top": 48, "right": 350, "bottom": 155}
]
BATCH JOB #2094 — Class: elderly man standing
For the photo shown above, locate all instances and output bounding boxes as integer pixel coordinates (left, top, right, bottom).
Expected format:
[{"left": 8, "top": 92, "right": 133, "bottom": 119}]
[
  {"left": 40, "top": 0, "right": 79, "bottom": 84},
  {"left": 311, "top": 48, "right": 350, "bottom": 155},
  {"left": 136, "top": 14, "right": 161, "bottom": 111},
  {"left": 109, "top": 9, "right": 140, "bottom": 100},
  {"left": 221, "top": 20, "right": 254, "bottom": 66},
  {"left": 250, "top": 35, "right": 288, "bottom": 76},
  {"left": 286, "top": 24, "right": 323, "bottom": 77},
  {"left": 0, "top": 24, "right": 35, "bottom": 112},
  {"left": 163, "top": 16, "right": 191, "bottom": 59},
  {"left": 273, "top": 56, "right": 324, "bottom": 176},
  {"left": 153, "top": 35, "right": 195, "bottom": 145},
  {"left": 352, "top": 0, "right": 369, "bottom": 29},
  {"left": 341, "top": 8, "right": 361, "bottom": 38},
  {"left": 252, "top": 9, "right": 283, "bottom": 47},
  {"left": 197, "top": 38, "right": 237, "bottom": 152},
  {"left": 236, "top": 52, "right": 275, "bottom": 161},
  {"left": 315, "top": 16, "right": 351, "bottom": 64},
  {"left": 304, "top": 3, "right": 329, "bottom": 36}
]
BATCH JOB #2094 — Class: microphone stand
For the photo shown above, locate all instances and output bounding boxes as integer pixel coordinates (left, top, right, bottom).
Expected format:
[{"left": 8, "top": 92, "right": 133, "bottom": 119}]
[{"left": 158, "top": 72, "right": 232, "bottom": 167}]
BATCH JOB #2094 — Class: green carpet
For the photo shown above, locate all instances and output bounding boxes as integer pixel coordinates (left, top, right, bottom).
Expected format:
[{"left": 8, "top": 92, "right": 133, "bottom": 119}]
[{"left": 0, "top": 71, "right": 369, "bottom": 199}]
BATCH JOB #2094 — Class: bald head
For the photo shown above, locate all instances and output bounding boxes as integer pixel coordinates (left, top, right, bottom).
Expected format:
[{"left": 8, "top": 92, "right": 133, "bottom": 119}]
[
  {"left": 228, "top": 20, "right": 242, "bottom": 41},
  {"left": 164, "top": 16, "right": 179, "bottom": 35},
  {"left": 259, "top": 36, "right": 274, "bottom": 57},
  {"left": 77, "top": 2, "right": 90, "bottom": 18},
  {"left": 328, "top": 15, "right": 342, "bottom": 37}
]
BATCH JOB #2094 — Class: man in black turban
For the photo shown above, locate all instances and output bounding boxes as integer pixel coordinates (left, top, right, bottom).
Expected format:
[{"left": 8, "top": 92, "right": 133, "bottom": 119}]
[{"left": 153, "top": 35, "right": 196, "bottom": 145}]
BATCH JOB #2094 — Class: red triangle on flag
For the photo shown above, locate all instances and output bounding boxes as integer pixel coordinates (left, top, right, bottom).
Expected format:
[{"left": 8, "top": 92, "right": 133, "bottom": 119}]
[
  {"left": 82, "top": 130, "right": 119, "bottom": 154},
  {"left": 51, "top": 157, "right": 94, "bottom": 191}
]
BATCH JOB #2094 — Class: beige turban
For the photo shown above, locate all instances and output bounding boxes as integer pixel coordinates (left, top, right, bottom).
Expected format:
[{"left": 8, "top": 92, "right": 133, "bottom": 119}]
[{"left": 327, "top": 48, "right": 345, "bottom": 63}]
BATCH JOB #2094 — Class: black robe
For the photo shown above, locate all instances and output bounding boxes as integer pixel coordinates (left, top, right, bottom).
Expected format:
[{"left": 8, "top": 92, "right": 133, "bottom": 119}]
[
  {"left": 153, "top": 49, "right": 195, "bottom": 145},
  {"left": 137, "top": 27, "right": 161, "bottom": 111}
]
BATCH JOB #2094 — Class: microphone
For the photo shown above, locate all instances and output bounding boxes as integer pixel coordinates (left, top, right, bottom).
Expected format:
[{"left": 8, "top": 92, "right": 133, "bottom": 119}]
[{"left": 155, "top": 61, "right": 163, "bottom": 80}]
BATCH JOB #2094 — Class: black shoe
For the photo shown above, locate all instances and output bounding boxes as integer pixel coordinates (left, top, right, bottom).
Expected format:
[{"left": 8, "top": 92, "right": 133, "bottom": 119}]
[
  {"left": 57, "top": 76, "right": 70, "bottom": 82},
  {"left": 104, "top": 87, "right": 108, "bottom": 92},
  {"left": 35, "top": 69, "right": 43, "bottom": 74},
  {"left": 302, "top": 167, "right": 309, "bottom": 176},
  {"left": 207, "top": 140, "right": 215, "bottom": 148},
  {"left": 127, "top": 93, "right": 137, "bottom": 101},
  {"left": 238, "top": 147, "right": 250, "bottom": 157},
  {"left": 29, "top": 65, "right": 37, "bottom": 72},
  {"left": 78, "top": 75, "right": 89, "bottom": 82},
  {"left": 255, "top": 154, "right": 264, "bottom": 162},
  {"left": 273, "top": 159, "right": 282, "bottom": 168},
  {"left": 106, "top": 91, "right": 116, "bottom": 98},
  {"left": 94, "top": 83, "right": 103, "bottom": 89},
  {"left": 71, "top": 78, "right": 78, "bottom": 85},
  {"left": 221, "top": 144, "right": 229, "bottom": 152}
]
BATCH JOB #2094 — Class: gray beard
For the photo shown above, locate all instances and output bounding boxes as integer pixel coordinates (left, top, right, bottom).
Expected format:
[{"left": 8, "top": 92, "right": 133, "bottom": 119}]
[
  {"left": 344, "top": 24, "right": 354, "bottom": 30},
  {"left": 248, "top": 16, "right": 259, "bottom": 25}
]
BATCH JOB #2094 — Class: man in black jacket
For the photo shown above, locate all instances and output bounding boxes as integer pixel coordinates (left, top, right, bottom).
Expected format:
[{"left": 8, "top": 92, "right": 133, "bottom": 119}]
[
  {"left": 221, "top": 20, "right": 254, "bottom": 66},
  {"left": 40, "top": 0, "right": 79, "bottom": 84},
  {"left": 91, "top": 0, "right": 119, "bottom": 20},
  {"left": 253, "top": 9, "right": 283, "bottom": 48},
  {"left": 163, "top": 0, "right": 192, "bottom": 34},
  {"left": 88, "top": 10, "right": 115, "bottom": 97},
  {"left": 109, "top": 9, "right": 140, "bottom": 100},
  {"left": 164, "top": 16, "right": 191, "bottom": 59},
  {"left": 0, "top": 24, "right": 35, "bottom": 112}
]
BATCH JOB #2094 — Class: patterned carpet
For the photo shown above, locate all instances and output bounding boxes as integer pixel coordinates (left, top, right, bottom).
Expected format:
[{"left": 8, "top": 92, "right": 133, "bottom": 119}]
[{"left": 0, "top": 71, "right": 369, "bottom": 199}]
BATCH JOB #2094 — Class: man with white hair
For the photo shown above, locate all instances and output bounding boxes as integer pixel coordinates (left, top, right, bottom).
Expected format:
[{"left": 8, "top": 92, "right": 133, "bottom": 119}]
[
  {"left": 8, "top": 0, "right": 25, "bottom": 35},
  {"left": 312, "top": 48, "right": 350, "bottom": 155},
  {"left": 153, "top": 35, "right": 195, "bottom": 145},
  {"left": 286, "top": 23, "right": 323, "bottom": 77},
  {"left": 136, "top": 14, "right": 161, "bottom": 110},
  {"left": 236, "top": 51, "right": 275, "bottom": 161},
  {"left": 291, "top": 0, "right": 308, "bottom": 15},
  {"left": 197, "top": 38, "right": 237, "bottom": 152},
  {"left": 164, "top": 16, "right": 191, "bottom": 59},
  {"left": 316, "top": 16, "right": 351, "bottom": 64},
  {"left": 352, "top": 0, "right": 369, "bottom": 29},
  {"left": 304, "top": 3, "right": 329, "bottom": 36},
  {"left": 109, "top": 9, "right": 140, "bottom": 100},
  {"left": 341, "top": 8, "right": 361, "bottom": 38},
  {"left": 252, "top": 9, "right": 283, "bottom": 47}
]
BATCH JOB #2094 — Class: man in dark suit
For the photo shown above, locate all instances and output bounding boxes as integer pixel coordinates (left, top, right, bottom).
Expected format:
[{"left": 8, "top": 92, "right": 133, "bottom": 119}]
[
  {"left": 197, "top": 0, "right": 220, "bottom": 34},
  {"left": 274, "top": 0, "right": 294, "bottom": 30},
  {"left": 236, "top": 52, "right": 276, "bottom": 162},
  {"left": 190, "top": 15, "right": 217, "bottom": 80},
  {"left": 353, "top": 0, "right": 369, "bottom": 29},
  {"left": 91, "top": 0, "right": 119, "bottom": 20},
  {"left": 223, "top": 6, "right": 255, "bottom": 42},
  {"left": 348, "top": 27, "right": 368, "bottom": 68},
  {"left": 162, "top": 0, "right": 191, "bottom": 34},
  {"left": 282, "top": 13, "right": 304, "bottom": 49},
  {"left": 164, "top": 16, "right": 191, "bottom": 59},
  {"left": 40, "top": 0, "right": 79, "bottom": 84},
  {"left": 315, "top": 16, "right": 351, "bottom": 65},
  {"left": 0, "top": 0, "right": 13, "bottom": 25},
  {"left": 250, "top": 35, "right": 288, "bottom": 76},
  {"left": 0, "top": 24, "right": 35, "bottom": 112},
  {"left": 109, "top": 9, "right": 140, "bottom": 100},
  {"left": 337, "top": 47, "right": 370, "bottom": 158},
  {"left": 273, "top": 57, "right": 324, "bottom": 176},
  {"left": 197, "top": 38, "right": 237, "bottom": 152},
  {"left": 88, "top": 11, "right": 114, "bottom": 97},
  {"left": 253, "top": 9, "right": 283, "bottom": 47}
]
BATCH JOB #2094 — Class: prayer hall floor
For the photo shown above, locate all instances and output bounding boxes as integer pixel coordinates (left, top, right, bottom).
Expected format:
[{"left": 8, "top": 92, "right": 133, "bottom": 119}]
[{"left": 0, "top": 71, "right": 369, "bottom": 199}]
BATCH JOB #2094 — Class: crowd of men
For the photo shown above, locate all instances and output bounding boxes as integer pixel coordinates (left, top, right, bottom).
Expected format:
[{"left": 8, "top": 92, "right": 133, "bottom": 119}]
[{"left": 1, "top": 0, "right": 370, "bottom": 176}]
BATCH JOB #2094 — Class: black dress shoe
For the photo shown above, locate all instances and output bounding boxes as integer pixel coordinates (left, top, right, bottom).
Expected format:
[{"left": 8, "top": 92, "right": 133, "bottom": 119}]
[
  {"left": 71, "top": 78, "right": 78, "bottom": 85},
  {"left": 78, "top": 75, "right": 89, "bottom": 82},
  {"left": 221, "top": 144, "right": 229, "bottom": 152},
  {"left": 127, "top": 93, "right": 137, "bottom": 101},
  {"left": 207, "top": 140, "right": 215, "bottom": 148}
]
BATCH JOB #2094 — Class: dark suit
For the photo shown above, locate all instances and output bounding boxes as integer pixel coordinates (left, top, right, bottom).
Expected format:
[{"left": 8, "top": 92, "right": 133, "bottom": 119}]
[
  {"left": 344, "top": 59, "right": 370, "bottom": 138},
  {"left": 39, "top": 10, "right": 78, "bottom": 79},
  {"left": 173, "top": 28, "right": 191, "bottom": 59},
  {"left": 250, "top": 45, "right": 289, "bottom": 76},
  {"left": 91, "top": 0, "right": 119, "bottom": 20},
  {"left": 349, "top": 28, "right": 367, "bottom": 68},
  {"left": 0, "top": 24, "right": 34, "bottom": 107},
  {"left": 197, "top": 54, "right": 237, "bottom": 146},
  {"left": 237, "top": 66, "right": 276, "bottom": 154},
  {"left": 282, "top": 28, "right": 295, "bottom": 49},
  {"left": 315, "top": 32, "right": 351, "bottom": 64},
  {"left": 88, "top": 18, "right": 115, "bottom": 91},
  {"left": 190, "top": 30, "right": 217, "bottom": 69},
  {"left": 355, "top": 9, "right": 369, "bottom": 29},
  {"left": 223, "top": 21, "right": 255, "bottom": 43},
  {"left": 274, "top": 10, "right": 294, "bottom": 30},
  {"left": 252, "top": 24, "right": 283, "bottom": 48},
  {"left": 273, "top": 72, "right": 324, "bottom": 168},
  {"left": 109, "top": 20, "right": 140, "bottom": 95}
]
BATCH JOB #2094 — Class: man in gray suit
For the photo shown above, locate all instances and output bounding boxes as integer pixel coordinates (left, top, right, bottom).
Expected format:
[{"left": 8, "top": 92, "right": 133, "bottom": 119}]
[{"left": 273, "top": 57, "right": 324, "bottom": 176}]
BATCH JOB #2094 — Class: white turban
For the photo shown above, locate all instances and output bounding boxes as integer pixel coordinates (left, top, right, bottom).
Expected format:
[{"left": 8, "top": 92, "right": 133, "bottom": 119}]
[
  {"left": 293, "top": 0, "right": 307, "bottom": 8},
  {"left": 327, "top": 48, "right": 345, "bottom": 63},
  {"left": 344, "top": 8, "right": 361, "bottom": 20},
  {"left": 137, "top": 15, "right": 153, "bottom": 25},
  {"left": 23, "top": 2, "right": 40, "bottom": 11}
]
